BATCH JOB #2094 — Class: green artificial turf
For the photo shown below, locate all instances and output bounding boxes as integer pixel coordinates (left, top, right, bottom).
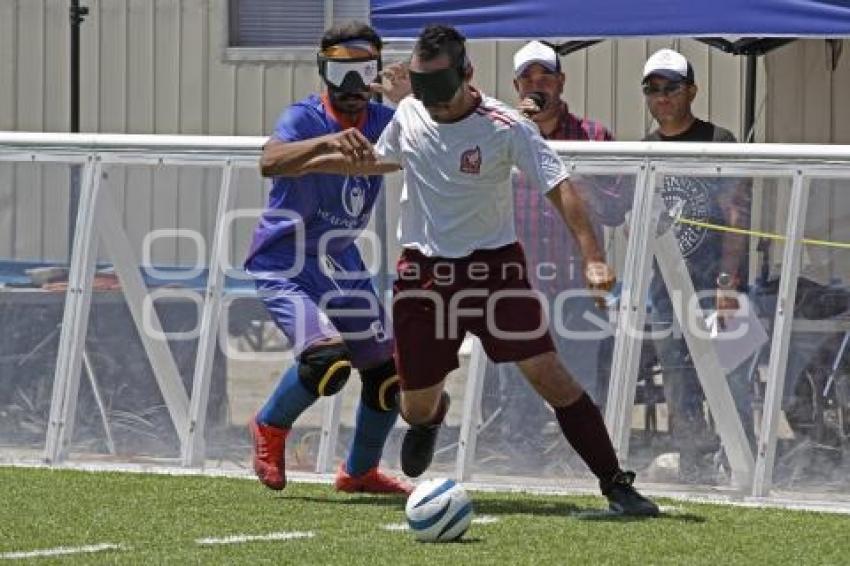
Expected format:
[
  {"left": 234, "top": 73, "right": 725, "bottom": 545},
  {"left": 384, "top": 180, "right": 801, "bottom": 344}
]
[{"left": 0, "top": 466, "right": 847, "bottom": 565}]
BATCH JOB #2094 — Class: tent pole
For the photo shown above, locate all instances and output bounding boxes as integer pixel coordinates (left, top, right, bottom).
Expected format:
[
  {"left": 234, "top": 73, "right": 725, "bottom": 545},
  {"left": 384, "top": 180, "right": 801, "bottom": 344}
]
[
  {"left": 743, "top": 53, "right": 757, "bottom": 142},
  {"left": 70, "top": 0, "right": 88, "bottom": 135},
  {"left": 68, "top": 1, "right": 89, "bottom": 257}
]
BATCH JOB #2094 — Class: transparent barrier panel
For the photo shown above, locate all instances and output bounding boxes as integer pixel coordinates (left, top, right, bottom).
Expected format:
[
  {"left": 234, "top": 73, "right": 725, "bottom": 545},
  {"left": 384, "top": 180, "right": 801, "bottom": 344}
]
[
  {"left": 471, "top": 171, "right": 635, "bottom": 482},
  {"left": 611, "top": 174, "right": 793, "bottom": 490},
  {"left": 77, "top": 293, "right": 203, "bottom": 458},
  {"left": 2, "top": 139, "right": 845, "bottom": 506},
  {"left": 0, "top": 161, "right": 75, "bottom": 459},
  {"left": 767, "top": 176, "right": 850, "bottom": 498},
  {"left": 66, "top": 163, "right": 223, "bottom": 461}
]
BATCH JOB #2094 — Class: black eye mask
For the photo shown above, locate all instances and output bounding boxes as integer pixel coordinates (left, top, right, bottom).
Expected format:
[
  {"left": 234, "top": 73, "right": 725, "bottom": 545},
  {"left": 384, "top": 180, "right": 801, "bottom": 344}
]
[{"left": 409, "top": 67, "right": 463, "bottom": 106}]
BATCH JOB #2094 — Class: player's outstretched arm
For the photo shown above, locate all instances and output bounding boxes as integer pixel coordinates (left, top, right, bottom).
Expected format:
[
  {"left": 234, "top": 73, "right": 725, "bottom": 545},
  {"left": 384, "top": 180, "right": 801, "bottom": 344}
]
[
  {"left": 299, "top": 153, "right": 401, "bottom": 176},
  {"left": 260, "top": 127, "right": 384, "bottom": 177}
]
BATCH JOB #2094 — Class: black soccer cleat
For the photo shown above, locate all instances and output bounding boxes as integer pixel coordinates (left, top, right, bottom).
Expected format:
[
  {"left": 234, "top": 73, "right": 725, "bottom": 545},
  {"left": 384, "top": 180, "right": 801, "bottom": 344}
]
[
  {"left": 401, "top": 392, "right": 450, "bottom": 478},
  {"left": 600, "top": 470, "right": 660, "bottom": 517}
]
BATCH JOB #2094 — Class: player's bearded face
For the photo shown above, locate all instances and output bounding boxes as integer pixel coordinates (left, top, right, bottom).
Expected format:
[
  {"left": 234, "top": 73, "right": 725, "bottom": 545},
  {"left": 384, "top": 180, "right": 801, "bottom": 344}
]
[{"left": 328, "top": 89, "right": 370, "bottom": 115}]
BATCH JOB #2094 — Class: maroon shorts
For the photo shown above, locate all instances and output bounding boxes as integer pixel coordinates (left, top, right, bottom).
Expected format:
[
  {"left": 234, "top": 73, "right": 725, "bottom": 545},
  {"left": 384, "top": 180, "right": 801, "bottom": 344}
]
[{"left": 392, "top": 242, "right": 555, "bottom": 391}]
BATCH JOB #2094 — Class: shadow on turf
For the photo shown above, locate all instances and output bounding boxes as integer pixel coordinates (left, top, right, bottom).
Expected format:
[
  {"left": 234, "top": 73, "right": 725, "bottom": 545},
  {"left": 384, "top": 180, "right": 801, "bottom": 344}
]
[
  {"left": 279, "top": 494, "right": 702, "bottom": 523},
  {"left": 472, "top": 500, "right": 703, "bottom": 523},
  {"left": 571, "top": 509, "right": 705, "bottom": 523},
  {"left": 278, "top": 495, "right": 587, "bottom": 516}
]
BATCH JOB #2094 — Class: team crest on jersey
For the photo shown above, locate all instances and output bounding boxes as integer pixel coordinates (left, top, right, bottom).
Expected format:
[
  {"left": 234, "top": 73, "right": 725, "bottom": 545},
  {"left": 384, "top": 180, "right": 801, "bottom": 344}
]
[
  {"left": 459, "top": 146, "right": 482, "bottom": 174},
  {"left": 341, "top": 175, "right": 367, "bottom": 217}
]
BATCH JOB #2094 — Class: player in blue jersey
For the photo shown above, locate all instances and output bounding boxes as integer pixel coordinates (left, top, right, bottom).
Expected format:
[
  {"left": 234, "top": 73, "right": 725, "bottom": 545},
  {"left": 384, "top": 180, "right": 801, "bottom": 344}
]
[{"left": 247, "top": 22, "right": 412, "bottom": 493}]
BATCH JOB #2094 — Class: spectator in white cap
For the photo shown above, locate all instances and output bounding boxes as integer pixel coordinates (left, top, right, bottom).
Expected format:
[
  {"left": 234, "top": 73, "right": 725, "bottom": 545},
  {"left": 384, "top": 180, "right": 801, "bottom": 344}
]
[
  {"left": 641, "top": 48, "right": 754, "bottom": 484},
  {"left": 641, "top": 48, "right": 702, "bottom": 137},
  {"left": 513, "top": 40, "right": 614, "bottom": 141},
  {"left": 481, "top": 40, "right": 632, "bottom": 473}
]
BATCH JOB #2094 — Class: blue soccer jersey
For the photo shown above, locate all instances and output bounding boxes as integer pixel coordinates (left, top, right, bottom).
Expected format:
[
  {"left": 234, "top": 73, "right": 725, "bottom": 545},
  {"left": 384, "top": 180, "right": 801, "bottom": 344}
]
[{"left": 246, "top": 94, "right": 394, "bottom": 263}]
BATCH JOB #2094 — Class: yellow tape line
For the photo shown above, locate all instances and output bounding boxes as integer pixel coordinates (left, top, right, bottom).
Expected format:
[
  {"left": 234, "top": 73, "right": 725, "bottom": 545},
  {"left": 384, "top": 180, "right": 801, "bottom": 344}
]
[{"left": 675, "top": 216, "right": 850, "bottom": 250}]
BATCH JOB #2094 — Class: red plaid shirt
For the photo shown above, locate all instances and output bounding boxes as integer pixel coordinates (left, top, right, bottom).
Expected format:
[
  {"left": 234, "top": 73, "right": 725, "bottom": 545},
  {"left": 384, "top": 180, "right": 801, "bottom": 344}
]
[{"left": 513, "top": 102, "right": 628, "bottom": 295}]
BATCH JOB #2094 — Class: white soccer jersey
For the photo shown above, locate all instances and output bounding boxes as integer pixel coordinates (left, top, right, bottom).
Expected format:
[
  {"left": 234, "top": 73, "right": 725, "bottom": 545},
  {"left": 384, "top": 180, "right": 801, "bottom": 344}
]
[{"left": 375, "top": 91, "right": 569, "bottom": 258}]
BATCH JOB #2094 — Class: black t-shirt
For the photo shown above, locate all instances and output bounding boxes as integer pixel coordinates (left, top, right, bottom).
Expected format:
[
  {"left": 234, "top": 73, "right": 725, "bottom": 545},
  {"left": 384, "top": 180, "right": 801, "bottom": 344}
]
[
  {"left": 644, "top": 118, "right": 736, "bottom": 143},
  {"left": 643, "top": 119, "right": 748, "bottom": 303}
]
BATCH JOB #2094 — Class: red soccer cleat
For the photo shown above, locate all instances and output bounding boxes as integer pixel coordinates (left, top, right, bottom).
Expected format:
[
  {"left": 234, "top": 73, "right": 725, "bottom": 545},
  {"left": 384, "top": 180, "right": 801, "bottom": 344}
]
[
  {"left": 334, "top": 462, "right": 413, "bottom": 495},
  {"left": 249, "top": 417, "right": 290, "bottom": 491}
]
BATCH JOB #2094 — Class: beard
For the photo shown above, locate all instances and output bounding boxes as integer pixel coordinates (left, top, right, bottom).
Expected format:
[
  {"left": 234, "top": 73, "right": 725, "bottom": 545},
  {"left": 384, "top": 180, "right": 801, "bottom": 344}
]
[{"left": 329, "top": 89, "right": 370, "bottom": 115}]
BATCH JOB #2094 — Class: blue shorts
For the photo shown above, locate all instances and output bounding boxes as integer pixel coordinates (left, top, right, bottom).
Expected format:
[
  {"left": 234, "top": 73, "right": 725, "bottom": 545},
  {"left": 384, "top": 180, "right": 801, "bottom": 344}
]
[{"left": 246, "top": 246, "right": 393, "bottom": 369}]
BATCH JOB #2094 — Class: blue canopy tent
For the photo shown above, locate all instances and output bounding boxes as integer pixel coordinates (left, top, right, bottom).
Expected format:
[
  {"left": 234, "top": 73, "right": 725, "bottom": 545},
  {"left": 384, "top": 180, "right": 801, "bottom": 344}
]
[
  {"left": 370, "top": 0, "right": 850, "bottom": 40},
  {"left": 370, "top": 0, "right": 850, "bottom": 137}
]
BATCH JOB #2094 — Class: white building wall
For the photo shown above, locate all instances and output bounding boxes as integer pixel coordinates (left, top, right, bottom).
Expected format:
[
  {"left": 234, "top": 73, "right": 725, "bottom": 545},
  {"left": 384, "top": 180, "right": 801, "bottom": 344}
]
[
  {"left": 764, "top": 39, "right": 850, "bottom": 280},
  {"left": 765, "top": 40, "right": 849, "bottom": 144}
]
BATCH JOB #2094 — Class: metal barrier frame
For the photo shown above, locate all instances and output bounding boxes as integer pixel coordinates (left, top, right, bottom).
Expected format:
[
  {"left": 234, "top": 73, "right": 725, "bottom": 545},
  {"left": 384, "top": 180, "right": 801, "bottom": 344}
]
[{"left": 2, "top": 132, "right": 850, "bottom": 500}]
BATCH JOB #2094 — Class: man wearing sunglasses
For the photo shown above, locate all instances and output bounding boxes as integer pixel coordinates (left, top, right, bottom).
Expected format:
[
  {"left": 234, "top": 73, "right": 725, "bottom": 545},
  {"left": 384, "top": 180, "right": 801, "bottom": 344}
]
[
  {"left": 248, "top": 21, "right": 412, "bottom": 495},
  {"left": 290, "top": 24, "right": 658, "bottom": 516},
  {"left": 642, "top": 48, "right": 754, "bottom": 483}
]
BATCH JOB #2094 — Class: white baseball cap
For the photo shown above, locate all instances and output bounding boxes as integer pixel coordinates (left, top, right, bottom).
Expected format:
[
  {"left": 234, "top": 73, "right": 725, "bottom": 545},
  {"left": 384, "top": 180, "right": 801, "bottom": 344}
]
[
  {"left": 514, "top": 41, "right": 560, "bottom": 76},
  {"left": 642, "top": 48, "right": 694, "bottom": 83}
]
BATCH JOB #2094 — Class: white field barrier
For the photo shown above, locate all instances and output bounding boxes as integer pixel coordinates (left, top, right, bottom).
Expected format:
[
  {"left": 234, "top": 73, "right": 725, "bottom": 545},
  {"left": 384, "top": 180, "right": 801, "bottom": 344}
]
[{"left": 0, "top": 132, "right": 849, "bottom": 503}]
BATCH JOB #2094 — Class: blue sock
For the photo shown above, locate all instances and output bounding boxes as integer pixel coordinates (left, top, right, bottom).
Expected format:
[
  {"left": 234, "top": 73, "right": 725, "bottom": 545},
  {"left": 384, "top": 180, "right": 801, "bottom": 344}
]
[
  {"left": 345, "top": 402, "right": 398, "bottom": 476},
  {"left": 257, "top": 365, "right": 317, "bottom": 429}
]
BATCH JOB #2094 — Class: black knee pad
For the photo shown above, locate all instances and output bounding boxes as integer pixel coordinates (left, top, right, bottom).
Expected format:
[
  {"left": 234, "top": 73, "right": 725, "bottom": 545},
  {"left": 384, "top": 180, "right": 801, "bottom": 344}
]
[
  {"left": 298, "top": 344, "right": 352, "bottom": 396},
  {"left": 360, "top": 358, "right": 400, "bottom": 412}
]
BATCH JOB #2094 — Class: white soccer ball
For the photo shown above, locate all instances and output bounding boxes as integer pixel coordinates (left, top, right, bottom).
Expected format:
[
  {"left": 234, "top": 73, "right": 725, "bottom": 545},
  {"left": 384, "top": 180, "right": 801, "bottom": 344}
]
[{"left": 405, "top": 478, "right": 473, "bottom": 543}]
